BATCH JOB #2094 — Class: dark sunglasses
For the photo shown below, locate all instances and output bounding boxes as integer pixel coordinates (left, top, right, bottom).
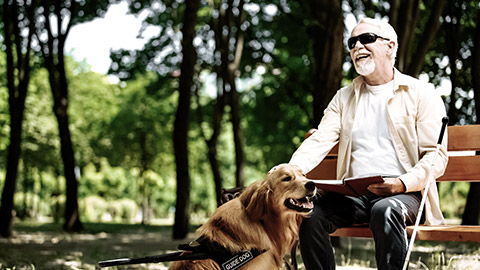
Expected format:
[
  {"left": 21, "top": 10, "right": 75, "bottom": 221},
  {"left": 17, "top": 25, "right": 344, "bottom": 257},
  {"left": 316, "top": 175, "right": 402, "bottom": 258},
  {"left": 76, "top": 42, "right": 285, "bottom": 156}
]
[{"left": 347, "top": 32, "right": 390, "bottom": 50}]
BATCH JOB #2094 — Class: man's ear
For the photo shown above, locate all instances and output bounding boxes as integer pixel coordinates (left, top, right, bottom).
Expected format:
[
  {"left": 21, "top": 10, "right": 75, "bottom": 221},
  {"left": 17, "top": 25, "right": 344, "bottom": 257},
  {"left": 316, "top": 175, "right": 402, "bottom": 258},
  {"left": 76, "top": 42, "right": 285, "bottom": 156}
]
[{"left": 386, "top": 40, "right": 396, "bottom": 58}]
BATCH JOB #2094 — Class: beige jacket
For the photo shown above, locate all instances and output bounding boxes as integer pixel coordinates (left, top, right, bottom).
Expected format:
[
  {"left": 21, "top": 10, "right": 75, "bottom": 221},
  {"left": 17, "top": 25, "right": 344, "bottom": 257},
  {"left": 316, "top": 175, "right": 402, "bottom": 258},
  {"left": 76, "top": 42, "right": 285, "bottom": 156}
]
[{"left": 289, "top": 69, "right": 448, "bottom": 225}]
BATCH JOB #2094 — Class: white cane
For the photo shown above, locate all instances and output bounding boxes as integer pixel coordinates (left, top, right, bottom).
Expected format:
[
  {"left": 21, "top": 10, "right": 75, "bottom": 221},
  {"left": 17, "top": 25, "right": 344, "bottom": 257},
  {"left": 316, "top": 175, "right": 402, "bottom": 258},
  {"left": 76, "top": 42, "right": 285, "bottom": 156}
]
[{"left": 402, "top": 116, "right": 449, "bottom": 270}]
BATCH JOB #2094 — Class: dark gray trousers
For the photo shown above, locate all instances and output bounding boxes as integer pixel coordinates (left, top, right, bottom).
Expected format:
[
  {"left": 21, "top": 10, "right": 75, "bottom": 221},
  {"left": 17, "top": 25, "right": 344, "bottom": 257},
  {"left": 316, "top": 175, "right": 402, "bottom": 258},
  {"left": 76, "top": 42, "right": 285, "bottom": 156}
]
[{"left": 299, "top": 192, "right": 422, "bottom": 270}]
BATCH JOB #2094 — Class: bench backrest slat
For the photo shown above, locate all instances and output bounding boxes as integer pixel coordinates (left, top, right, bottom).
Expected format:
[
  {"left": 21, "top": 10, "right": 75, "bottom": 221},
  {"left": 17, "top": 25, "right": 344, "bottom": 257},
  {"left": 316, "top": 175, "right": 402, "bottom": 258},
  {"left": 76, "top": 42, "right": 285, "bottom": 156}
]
[
  {"left": 438, "top": 156, "right": 480, "bottom": 182},
  {"left": 447, "top": 125, "right": 480, "bottom": 151},
  {"left": 305, "top": 159, "right": 336, "bottom": 180}
]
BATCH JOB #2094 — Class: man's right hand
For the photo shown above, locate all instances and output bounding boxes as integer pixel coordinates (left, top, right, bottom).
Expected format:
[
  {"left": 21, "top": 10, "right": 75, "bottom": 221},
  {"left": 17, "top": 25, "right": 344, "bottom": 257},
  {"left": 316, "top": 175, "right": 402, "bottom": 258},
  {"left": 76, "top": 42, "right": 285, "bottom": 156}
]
[{"left": 367, "top": 177, "right": 406, "bottom": 196}]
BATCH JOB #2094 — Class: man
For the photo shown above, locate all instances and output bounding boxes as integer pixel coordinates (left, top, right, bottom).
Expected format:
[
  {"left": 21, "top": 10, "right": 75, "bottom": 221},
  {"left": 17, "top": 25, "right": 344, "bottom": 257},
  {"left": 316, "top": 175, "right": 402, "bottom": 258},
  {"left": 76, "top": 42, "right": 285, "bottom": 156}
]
[{"left": 288, "top": 18, "right": 448, "bottom": 270}]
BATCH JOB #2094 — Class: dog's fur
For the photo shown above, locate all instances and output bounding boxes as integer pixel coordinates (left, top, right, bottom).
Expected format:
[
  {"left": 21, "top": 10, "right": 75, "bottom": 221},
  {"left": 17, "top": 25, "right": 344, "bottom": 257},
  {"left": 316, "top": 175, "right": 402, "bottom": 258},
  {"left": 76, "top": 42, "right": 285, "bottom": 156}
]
[{"left": 169, "top": 164, "right": 316, "bottom": 270}]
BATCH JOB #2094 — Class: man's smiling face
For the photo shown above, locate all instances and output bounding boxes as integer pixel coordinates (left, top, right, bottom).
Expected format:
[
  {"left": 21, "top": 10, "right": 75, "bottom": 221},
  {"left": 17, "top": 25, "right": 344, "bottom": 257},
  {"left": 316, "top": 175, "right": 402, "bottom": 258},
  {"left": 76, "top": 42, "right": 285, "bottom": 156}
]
[{"left": 349, "top": 22, "right": 391, "bottom": 78}]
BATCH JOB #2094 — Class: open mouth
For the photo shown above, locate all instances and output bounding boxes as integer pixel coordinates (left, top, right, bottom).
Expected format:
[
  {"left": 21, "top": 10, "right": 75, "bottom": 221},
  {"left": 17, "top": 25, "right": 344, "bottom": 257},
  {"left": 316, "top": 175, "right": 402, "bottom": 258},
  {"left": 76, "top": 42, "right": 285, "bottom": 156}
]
[
  {"left": 285, "top": 194, "right": 315, "bottom": 213},
  {"left": 356, "top": 54, "right": 370, "bottom": 61}
]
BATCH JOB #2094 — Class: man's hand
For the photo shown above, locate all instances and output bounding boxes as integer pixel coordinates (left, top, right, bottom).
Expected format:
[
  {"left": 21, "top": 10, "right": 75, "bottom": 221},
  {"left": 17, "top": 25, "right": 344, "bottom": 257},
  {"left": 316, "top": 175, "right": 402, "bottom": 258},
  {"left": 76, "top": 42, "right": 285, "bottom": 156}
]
[{"left": 367, "top": 177, "right": 406, "bottom": 196}]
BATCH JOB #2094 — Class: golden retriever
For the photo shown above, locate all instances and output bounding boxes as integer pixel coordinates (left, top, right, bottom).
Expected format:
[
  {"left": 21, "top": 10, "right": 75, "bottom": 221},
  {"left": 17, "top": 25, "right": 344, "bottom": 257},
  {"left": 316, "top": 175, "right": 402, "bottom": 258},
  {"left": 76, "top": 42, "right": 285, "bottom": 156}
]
[{"left": 169, "top": 164, "right": 316, "bottom": 270}]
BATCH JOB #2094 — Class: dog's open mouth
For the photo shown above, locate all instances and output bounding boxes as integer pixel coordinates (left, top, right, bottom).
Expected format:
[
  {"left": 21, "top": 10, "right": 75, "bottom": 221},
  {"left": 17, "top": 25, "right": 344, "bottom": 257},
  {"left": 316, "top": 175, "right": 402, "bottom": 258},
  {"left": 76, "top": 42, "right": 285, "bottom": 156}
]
[{"left": 285, "top": 195, "right": 314, "bottom": 213}]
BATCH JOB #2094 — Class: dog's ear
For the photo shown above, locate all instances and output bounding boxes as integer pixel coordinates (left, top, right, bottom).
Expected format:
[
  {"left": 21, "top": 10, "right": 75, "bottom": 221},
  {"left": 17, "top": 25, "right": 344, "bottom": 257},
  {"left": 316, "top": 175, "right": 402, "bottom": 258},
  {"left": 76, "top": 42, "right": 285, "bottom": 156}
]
[{"left": 240, "top": 181, "right": 273, "bottom": 221}]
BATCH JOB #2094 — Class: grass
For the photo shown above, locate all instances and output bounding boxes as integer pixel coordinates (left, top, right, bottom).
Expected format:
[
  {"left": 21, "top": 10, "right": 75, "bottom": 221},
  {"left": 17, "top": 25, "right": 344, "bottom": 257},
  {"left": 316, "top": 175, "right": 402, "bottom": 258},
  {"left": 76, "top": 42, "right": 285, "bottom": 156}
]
[
  {"left": 333, "top": 237, "right": 480, "bottom": 269},
  {"left": 0, "top": 221, "right": 479, "bottom": 269},
  {"left": 0, "top": 221, "right": 193, "bottom": 270}
]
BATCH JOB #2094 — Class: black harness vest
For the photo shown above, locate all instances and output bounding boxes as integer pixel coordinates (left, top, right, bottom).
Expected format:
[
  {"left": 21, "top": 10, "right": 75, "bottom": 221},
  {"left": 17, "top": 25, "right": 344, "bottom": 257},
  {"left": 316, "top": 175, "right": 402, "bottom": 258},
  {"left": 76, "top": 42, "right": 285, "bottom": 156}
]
[{"left": 178, "top": 236, "right": 267, "bottom": 270}]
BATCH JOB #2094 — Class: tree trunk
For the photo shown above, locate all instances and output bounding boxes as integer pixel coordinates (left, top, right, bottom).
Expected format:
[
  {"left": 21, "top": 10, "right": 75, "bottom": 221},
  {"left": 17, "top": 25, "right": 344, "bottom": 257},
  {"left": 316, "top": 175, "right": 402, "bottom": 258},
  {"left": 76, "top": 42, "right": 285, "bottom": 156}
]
[
  {"left": 205, "top": 77, "right": 226, "bottom": 205},
  {"left": 139, "top": 131, "right": 151, "bottom": 224},
  {"left": 228, "top": 84, "right": 245, "bottom": 188},
  {"left": 462, "top": 8, "right": 480, "bottom": 225},
  {"left": 193, "top": 71, "right": 225, "bottom": 206},
  {"left": 37, "top": 4, "right": 83, "bottom": 232},
  {"left": 389, "top": 0, "right": 420, "bottom": 73},
  {"left": 462, "top": 182, "right": 480, "bottom": 225},
  {"left": 52, "top": 78, "right": 83, "bottom": 232},
  {"left": 308, "top": 0, "right": 344, "bottom": 126},
  {"left": 220, "top": 0, "right": 246, "bottom": 188},
  {"left": 205, "top": 0, "right": 246, "bottom": 192},
  {"left": 173, "top": 0, "right": 200, "bottom": 239},
  {"left": 0, "top": 109, "right": 26, "bottom": 237},
  {"left": 389, "top": 0, "right": 447, "bottom": 77},
  {"left": 444, "top": 2, "right": 461, "bottom": 125},
  {"left": 0, "top": 1, "right": 34, "bottom": 238}
]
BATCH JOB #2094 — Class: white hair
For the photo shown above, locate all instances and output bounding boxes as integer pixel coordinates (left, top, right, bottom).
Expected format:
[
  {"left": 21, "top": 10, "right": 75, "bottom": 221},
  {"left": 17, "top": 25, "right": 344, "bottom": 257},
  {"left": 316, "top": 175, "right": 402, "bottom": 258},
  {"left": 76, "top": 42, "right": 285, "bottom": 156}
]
[{"left": 355, "top": 18, "right": 398, "bottom": 65}]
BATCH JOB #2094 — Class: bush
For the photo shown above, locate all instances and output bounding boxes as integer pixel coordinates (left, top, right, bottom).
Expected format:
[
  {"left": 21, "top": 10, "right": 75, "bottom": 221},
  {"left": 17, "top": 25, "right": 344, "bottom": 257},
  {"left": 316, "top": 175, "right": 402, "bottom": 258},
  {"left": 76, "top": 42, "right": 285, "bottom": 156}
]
[
  {"left": 108, "top": 198, "right": 138, "bottom": 223},
  {"left": 80, "top": 195, "right": 139, "bottom": 223},
  {"left": 13, "top": 192, "right": 51, "bottom": 219},
  {"left": 80, "top": 195, "right": 109, "bottom": 222},
  {"left": 439, "top": 182, "right": 469, "bottom": 220}
]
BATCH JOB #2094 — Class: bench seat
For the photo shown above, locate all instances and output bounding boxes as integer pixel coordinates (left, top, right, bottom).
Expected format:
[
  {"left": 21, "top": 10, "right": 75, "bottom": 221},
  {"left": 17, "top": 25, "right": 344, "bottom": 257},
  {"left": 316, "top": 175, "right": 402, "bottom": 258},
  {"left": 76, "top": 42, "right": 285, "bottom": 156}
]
[{"left": 331, "top": 225, "right": 480, "bottom": 242}]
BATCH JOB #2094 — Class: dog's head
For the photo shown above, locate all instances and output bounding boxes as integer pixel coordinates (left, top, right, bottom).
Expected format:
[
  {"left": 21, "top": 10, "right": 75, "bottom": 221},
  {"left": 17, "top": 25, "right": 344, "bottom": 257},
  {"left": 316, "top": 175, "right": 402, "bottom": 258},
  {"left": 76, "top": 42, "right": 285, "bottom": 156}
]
[{"left": 240, "top": 164, "right": 316, "bottom": 221}]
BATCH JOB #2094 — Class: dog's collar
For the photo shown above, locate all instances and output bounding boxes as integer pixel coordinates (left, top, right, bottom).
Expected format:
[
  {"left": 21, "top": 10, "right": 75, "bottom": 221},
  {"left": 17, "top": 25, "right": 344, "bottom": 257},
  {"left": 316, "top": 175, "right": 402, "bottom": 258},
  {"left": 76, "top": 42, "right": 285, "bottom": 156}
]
[{"left": 178, "top": 236, "right": 266, "bottom": 270}]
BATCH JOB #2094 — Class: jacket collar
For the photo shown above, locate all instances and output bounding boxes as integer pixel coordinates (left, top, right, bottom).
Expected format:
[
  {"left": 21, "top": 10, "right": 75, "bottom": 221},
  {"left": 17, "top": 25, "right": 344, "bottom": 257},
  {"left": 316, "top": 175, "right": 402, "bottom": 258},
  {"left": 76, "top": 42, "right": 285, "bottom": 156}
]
[{"left": 352, "top": 68, "right": 408, "bottom": 95}]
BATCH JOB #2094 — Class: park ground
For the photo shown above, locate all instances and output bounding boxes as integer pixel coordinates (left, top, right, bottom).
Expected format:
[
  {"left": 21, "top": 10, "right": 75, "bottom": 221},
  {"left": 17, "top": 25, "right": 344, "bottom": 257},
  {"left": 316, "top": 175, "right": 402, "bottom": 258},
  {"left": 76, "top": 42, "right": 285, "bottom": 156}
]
[{"left": 0, "top": 221, "right": 479, "bottom": 270}]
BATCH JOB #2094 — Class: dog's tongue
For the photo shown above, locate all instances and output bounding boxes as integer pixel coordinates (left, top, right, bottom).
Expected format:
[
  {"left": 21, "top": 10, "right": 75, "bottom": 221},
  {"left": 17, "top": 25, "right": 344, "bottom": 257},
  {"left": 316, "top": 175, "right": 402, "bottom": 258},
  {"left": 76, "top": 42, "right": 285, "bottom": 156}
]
[
  {"left": 302, "top": 201, "right": 314, "bottom": 209},
  {"left": 290, "top": 197, "right": 314, "bottom": 210}
]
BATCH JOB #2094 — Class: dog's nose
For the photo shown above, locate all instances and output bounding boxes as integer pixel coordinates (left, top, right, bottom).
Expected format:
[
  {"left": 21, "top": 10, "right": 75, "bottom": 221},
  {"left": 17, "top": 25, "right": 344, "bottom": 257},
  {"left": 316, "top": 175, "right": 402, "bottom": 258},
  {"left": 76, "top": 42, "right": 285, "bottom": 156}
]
[{"left": 305, "top": 181, "right": 315, "bottom": 191}]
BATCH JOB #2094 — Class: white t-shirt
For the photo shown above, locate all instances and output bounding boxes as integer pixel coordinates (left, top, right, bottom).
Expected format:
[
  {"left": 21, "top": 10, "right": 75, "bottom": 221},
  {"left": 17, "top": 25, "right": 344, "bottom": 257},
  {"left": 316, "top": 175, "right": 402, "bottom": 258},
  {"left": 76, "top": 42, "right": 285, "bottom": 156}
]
[{"left": 349, "top": 81, "right": 406, "bottom": 178}]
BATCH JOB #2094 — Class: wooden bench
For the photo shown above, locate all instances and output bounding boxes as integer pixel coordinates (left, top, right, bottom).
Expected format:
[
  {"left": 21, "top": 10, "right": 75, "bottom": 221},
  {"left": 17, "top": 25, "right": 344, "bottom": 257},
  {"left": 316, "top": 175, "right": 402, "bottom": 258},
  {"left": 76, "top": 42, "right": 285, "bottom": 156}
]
[{"left": 304, "top": 124, "right": 480, "bottom": 243}]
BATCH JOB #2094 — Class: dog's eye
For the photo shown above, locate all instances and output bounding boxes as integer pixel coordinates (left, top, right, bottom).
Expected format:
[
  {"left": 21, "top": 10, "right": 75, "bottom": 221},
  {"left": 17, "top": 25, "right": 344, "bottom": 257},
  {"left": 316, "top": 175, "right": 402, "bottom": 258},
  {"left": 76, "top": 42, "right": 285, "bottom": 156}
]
[{"left": 282, "top": 176, "right": 292, "bottom": 182}]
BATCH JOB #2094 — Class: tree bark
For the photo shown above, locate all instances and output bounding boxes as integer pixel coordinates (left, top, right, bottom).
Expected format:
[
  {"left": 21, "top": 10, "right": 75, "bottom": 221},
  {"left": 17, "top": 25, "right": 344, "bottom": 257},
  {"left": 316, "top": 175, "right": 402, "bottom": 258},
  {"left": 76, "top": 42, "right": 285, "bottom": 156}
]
[
  {"left": 405, "top": 0, "right": 447, "bottom": 77},
  {"left": 197, "top": 75, "right": 226, "bottom": 206},
  {"left": 207, "top": 106, "right": 225, "bottom": 206},
  {"left": 221, "top": 0, "right": 246, "bottom": 188},
  {"left": 37, "top": 2, "right": 83, "bottom": 232},
  {"left": 228, "top": 84, "right": 245, "bottom": 188},
  {"left": 389, "top": 0, "right": 420, "bottom": 73},
  {"left": 389, "top": 0, "right": 447, "bottom": 77},
  {"left": 308, "top": 0, "right": 345, "bottom": 126},
  {"left": 462, "top": 8, "right": 480, "bottom": 225},
  {"left": 444, "top": 1, "right": 462, "bottom": 125},
  {"left": 0, "top": 1, "right": 34, "bottom": 238},
  {"left": 56, "top": 101, "right": 83, "bottom": 232},
  {"left": 204, "top": 0, "right": 246, "bottom": 192},
  {"left": 139, "top": 131, "right": 150, "bottom": 224},
  {"left": 173, "top": 0, "right": 200, "bottom": 239}
]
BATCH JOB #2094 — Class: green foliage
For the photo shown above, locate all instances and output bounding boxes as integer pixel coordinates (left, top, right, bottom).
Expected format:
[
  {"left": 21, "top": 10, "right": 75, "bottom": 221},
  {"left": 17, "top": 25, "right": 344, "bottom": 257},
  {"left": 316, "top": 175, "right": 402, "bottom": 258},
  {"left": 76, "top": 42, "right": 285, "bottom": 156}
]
[
  {"left": 109, "top": 198, "right": 138, "bottom": 222},
  {"left": 13, "top": 192, "right": 50, "bottom": 219},
  {"left": 107, "top": 73, "right": 175, "bottom": 168},
  {"left": 80, "top": 160, "right": 136, "bottom": 200},
  {"left": 2, "top": 0, "right": 480, "bottom": 228},
  {"left": 439, "top": 182, "right": 470, "bottom": 219},
  {"left": 418, "top": 0, "right": 478, "bottom": 125},
  {"left": 23, "top": 68, "right": 61, "bottom": 171},
  {"left": 79, "top": 195, "right": 139, "bottom": 223},
  {"left": 80, "top": 195, "right": 109, "bottom": 222},
  {"left": 0, "top": 50, "right": 9, "bottom": 169},
  {"left": 109, "top": 0, "right": 187, "bottom": 79},
  {"left": 67, "top": 61, "right": 122, "bottom": 168}
]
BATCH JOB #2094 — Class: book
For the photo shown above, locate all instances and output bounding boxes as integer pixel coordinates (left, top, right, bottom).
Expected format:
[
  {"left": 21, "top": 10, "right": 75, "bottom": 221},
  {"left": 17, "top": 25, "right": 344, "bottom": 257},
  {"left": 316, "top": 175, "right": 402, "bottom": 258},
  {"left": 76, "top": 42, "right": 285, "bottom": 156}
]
[{"left": 311, "top": 175, "right": 386, "bottom": 197}]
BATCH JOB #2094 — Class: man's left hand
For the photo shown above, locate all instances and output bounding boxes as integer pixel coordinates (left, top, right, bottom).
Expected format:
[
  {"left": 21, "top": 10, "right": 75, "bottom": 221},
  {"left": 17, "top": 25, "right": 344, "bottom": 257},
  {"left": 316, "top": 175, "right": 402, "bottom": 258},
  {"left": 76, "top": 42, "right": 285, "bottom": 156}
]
[{"left": 367, "top": 177, "right": 406, "bottom": 196}]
